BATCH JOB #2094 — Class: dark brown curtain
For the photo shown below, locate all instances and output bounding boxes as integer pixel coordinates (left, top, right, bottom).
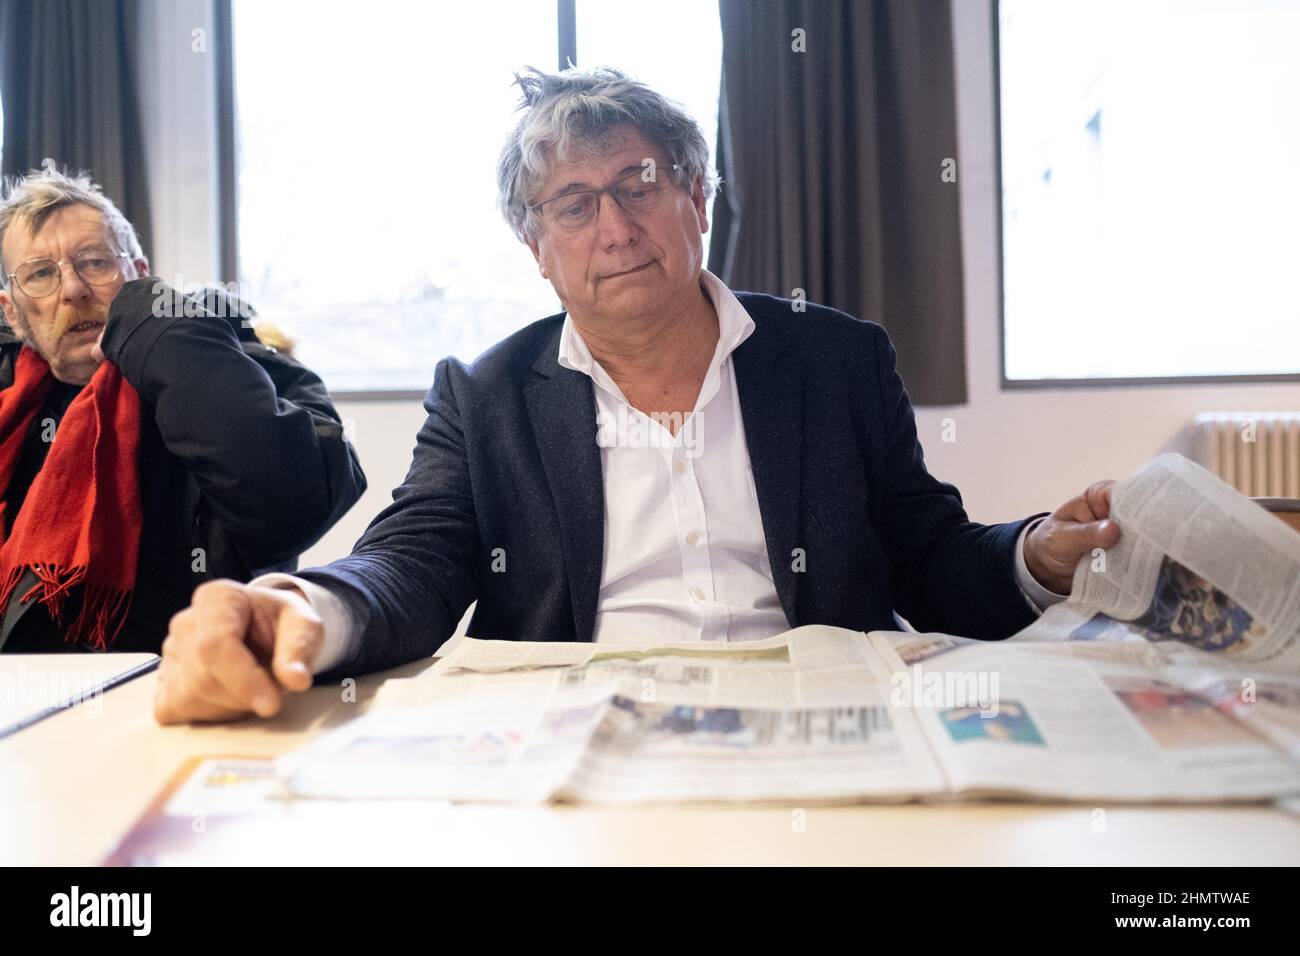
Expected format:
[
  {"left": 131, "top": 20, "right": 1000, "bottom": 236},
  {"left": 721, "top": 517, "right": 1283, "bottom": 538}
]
[
  {"left": 710, "top": 0, "right": 966, "bottom": 405},
  {"left": 0, "top": 0, "right": 152, "bottom": 255}
]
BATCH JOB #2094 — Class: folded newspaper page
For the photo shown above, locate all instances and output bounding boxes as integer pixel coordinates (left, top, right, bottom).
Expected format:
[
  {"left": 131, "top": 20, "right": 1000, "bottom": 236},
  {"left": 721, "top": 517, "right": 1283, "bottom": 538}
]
[
  {"left": 1017, "top": 452, "right": 1300, "bottom": 672},
  {"left": 278, "top": 454, "right": 1300, "bottom": 805}
]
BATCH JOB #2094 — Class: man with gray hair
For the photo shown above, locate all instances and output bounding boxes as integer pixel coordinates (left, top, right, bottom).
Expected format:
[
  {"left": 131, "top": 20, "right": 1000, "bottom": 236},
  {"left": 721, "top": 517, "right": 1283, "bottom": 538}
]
[
  {"left": 0, "top": 163, "right": 365, "bottom": 654},
  {"left": 155, "top": 67, "right": 1120, "bottom": 724}
]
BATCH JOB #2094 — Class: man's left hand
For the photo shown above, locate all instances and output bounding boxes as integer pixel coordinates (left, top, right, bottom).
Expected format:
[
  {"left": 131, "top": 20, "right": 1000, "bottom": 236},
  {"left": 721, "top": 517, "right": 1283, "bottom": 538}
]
[{"left": 1024, "top": 480, "right": 1122, "bottom": 595}]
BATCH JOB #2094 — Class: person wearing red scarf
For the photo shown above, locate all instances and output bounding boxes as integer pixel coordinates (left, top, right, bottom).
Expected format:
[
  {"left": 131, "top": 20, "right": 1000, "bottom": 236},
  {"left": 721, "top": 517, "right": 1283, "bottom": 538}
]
[
  {"left": 0, "top": 347, "right": 142, "bottom": 649},
  {"left": 0, "top": 166, "right": 366, "bottom": 654}
]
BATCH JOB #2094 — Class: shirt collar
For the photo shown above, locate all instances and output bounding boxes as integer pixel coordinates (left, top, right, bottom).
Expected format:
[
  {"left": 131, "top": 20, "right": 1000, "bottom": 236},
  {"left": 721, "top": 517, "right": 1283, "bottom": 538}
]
[{"left": 557, "top": 269, "right": 755, "bottom": 380}]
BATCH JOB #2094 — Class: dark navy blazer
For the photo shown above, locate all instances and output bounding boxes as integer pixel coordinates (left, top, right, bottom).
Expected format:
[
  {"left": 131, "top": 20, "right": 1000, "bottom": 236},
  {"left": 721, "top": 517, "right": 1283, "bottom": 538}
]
[{"left": 304, "top": 293, "right": 1048, "bottom": 677}]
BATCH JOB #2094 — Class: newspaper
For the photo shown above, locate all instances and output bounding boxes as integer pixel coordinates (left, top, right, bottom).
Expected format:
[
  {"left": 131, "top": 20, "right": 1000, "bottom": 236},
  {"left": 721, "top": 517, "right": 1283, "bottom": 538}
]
[
  {"left": 280, "top": 631, "right": 947, "bottom": 803},
  {"left": 278, "top": 454, "right": 1300, "bottom": 805},
  {"left": 1015, "top": 452, "right": 1300, "bottom": 672}
]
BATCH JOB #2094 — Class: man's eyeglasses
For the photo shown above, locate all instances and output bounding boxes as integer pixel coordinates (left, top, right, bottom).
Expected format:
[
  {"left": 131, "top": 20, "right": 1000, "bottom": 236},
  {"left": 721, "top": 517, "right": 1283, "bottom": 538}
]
[
  {"left": 6, "top": 247, "right": 131, "bottom": 298},
  {"left": 529, "top": 165, "right": 682, "bottom": 232}
]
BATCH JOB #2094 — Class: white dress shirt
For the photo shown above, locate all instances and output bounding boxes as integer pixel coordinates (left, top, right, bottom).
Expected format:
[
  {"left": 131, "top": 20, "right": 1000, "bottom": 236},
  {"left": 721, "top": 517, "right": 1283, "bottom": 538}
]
[
  {"left": 257, "top": 272, "right": 1066, "bottom": 673},
  {"left": 557, "top": 269, "right": 789, "bottom": 645}
]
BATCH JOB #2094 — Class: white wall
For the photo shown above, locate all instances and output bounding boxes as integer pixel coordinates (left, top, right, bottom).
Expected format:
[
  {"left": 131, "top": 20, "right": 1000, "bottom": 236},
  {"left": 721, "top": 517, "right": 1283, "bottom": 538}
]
[
  {"left": 300, "top": 400, "right": 427, "bottom": 565},
  {"left": 138, "top": 0, "right": 1300, "bottom": 571}
]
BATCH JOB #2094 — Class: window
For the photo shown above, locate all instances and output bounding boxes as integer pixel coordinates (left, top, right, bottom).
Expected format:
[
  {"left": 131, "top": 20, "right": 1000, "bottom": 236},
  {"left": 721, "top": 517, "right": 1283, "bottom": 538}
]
[
  {"left": 234, "top": 0, "right": 722, "bottom": 394},
  {"left": 997, "top": 0, "right": 1300, "bottom": 384}
]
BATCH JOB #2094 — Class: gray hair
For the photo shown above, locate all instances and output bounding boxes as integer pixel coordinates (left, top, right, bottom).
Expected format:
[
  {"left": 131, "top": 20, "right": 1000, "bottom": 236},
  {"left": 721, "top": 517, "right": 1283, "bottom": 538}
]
[
  {"left": 497, "top": 66, "right": 719, "bottom": 241},
  {"left": 0, "top": 160, "right": 145, "bottom": 284}
]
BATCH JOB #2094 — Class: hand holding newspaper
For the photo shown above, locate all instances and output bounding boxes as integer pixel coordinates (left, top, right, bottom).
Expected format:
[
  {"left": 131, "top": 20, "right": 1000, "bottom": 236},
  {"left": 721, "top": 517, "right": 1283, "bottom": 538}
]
[{"left": 277, "top": 454, "right": 1300, "bottom": 805}]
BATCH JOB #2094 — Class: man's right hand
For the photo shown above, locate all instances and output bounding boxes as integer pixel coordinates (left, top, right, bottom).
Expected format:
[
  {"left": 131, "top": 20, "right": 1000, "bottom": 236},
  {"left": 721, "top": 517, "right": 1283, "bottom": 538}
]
[{"left": 154, "top": 580, "right": 324, "bottom": 725}]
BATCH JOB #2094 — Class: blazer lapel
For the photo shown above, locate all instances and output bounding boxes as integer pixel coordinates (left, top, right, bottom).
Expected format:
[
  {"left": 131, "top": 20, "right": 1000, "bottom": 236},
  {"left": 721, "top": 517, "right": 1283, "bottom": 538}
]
[
  {"left": 524, "top": 328, "right": 605, "bottom": 643},
  {"left": 732, "top": 310, "right": 802, "bottom": 628}
]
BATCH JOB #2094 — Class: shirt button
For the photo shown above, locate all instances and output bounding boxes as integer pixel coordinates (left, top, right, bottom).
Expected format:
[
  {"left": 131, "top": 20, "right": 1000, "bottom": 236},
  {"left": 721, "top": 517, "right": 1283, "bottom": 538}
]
[
  {"left": 691, "top": 588, "right": 705, "bottom": 601},
  {"left": 685, "top": 531, "right": 699, "bottom": 546},
  {"left": 673, "top": 460, "right": 687, "bottom": 475}
]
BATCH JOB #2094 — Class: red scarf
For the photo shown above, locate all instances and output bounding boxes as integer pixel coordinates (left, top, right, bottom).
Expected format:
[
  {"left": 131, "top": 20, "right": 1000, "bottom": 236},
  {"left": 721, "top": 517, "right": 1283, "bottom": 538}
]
[{"left": 0, "top": 348, "right": 142, "bottom": 649}]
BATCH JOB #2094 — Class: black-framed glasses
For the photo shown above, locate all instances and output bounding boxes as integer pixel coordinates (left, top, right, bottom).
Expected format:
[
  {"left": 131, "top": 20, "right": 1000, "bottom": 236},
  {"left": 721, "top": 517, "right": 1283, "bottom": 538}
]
[
  {"left": 6, "top": 247, "right": 131, "bottom": 298},
  {"left": 529, "top": 164, "right": 682, "bottom": 232}
]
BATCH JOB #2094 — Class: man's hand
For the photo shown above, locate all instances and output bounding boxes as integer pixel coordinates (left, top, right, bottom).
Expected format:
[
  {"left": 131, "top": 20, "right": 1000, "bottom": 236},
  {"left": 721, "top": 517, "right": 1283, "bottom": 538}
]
[
  {"left": 154, "top": 580, "right": 324, "bottom": 725},
  {"left": 1024, "top": 480, "right": 1122, "bottom": 596}
]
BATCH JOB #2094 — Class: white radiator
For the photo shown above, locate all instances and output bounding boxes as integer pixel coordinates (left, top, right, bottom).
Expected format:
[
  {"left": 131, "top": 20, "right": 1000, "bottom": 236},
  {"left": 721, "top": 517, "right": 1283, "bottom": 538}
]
[{"left": 1188, "top": 412, "right": 1300, "bottom": 498}]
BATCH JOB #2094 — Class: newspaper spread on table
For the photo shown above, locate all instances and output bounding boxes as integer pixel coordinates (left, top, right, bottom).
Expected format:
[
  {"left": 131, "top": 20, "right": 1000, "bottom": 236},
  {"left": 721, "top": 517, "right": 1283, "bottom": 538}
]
[{"left": 278, "top": 454, "right": 1300, "bottom": 805}]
